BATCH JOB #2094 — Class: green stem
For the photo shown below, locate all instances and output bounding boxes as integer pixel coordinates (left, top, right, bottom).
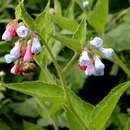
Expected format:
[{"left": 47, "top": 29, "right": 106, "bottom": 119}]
[
  {"left": 39, "top": 35, "right": 89, "bottom": 130},
  {"left": 63, "top": 52, "right": 78, "bottom": 73},
  {"left": 113, "top": 53, "right": 130, "bottom": 77}
]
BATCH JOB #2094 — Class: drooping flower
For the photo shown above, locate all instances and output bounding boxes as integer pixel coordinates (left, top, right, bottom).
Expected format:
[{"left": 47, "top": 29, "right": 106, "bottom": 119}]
[
  {"left": 10, "top": 41, "right": 21, "bottom": 59},
  {"left": 2, "top": 30, "right": 12, "bottom": 41},
  {"left": 4, "top": 54, "right": 16, "bottom": 63},
  {"left": 79, "top": 51, "right": 91, "bottom": 66},
  {"left": 23, "top": 42, "right": 33, "bottom": 62},
  {"left": 31, "top": 37, "right": 42, "bottom": 54},
  {"left": 16, "top": 26, "right": 29, "bottom": 38},
  {"left": 10, "top": 62, "right": 21, "bottom": 75}
]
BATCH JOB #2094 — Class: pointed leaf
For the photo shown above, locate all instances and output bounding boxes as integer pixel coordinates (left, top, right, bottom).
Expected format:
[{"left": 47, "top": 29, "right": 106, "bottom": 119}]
[
  {"left": 88, "top": 0, "right": 108, "bottom": 36},
  {"left": 51, "top": 15, "right": 78, "bottom": 32},
  {"left": 53, "top": 33, "right": 81, "bottom": 52},
  {"left": 73, "top": 17, "right": 87, "bottom": 46},
  {"left": 90, "top": 81, "right": 130, "bottom": 130},
  {"left": 5, "top": 81, "right": 64, "bottom": 102}
]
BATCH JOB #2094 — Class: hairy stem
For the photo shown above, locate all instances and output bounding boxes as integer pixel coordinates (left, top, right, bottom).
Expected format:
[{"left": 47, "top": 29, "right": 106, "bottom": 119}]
[{"left": 39, "top": 35, "right": 89, "bottom": 130}]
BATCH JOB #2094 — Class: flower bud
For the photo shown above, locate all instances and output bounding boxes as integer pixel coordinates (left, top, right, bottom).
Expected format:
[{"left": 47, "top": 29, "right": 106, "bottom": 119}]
[
  {"left": 2, "top": 30, "right": 12, "bottom": 41},
  {"left": 23, "top": 44, "right": 33, "bottom": 62},
  {"left": 90, "top": 37, "right": 103, "bottom": 48},
  {"left": 4, "top": 54, "right": 16, "bottom": 63},
  {"left": 31, "top": 37, "right": 42, "bottom": 54},
  {"left": 16, "top": 26, "right": 29, "bottom": 38},
  {"left": 99, "top": 48, "right": 114, "bottom": 58},
  {"left": 79, "top": 51, "right": 90, "bottom": 66},
  {"left": 83, "top": 0, "right": 89, "bottom": 10}
]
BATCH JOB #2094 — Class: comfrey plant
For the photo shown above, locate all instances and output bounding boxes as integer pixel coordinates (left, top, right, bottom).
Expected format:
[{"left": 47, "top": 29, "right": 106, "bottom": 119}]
[
  {"left": 79, "top": 37, "right": 114, "bottom": 76},
  {"left": 2, "top": 20, "right": 42, "bottom": 75}
]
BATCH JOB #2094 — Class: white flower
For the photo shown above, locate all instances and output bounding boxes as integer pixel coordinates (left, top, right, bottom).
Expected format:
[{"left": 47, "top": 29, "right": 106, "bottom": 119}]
[
  {"left": 31, "top": 37, "right": 42, "bottom": 54},
  {"left": 4, "top": 54, "right": 16, "bottom": 63},
  {"left": 90, "top": 37, "right": 103, "bottom": 48},
  {"left": 99, "top": 48, "right": 114, "bottom": 58},
  {"left": 83, "top": 0, "right": 89, "bottom": 10},
  {"left": 94, "top": 56, "right": 105, "bottom": 71},
  {"left": 2, "top": 30, "right": 12, "bottom": 41},
  {"left": 16, "top": 26, "right": 29, "bottom": 38},
  {"left": 10, "top": 41, "right": 20, "bottom": 58},
  {"left": 79, "top": 51, "right": 91, "bottom": 66}
]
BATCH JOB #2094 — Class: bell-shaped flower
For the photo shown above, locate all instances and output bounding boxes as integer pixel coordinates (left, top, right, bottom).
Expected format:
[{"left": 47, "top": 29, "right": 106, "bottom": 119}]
[
  {"left": 23, "top": 44, "right": 32, "bottom": 62},
  {"left": 31, "top": 37, "right": 42, "bottom": 54},
  {"left": 10, "top": 41, "right": 20, "bottom": 59},
  {"left": 79, "top": 51, "right": 91, "bottom": 66},
  {"left": 10, "top": 63, "right": 21, "bottom": 75},
  {"left": 16, "top": 26, "right": 29, "bottom": 38},
  {"left": 90, "top": 37, "right": 103, "bottom": 48},
  {"left": 2, "top": 30, "right": 12, "bottom": 41},
  {"left": 94, "top": 56, "right": 105, "bottom": 71},
  {"left": 4, "top": 54, "right": 16, "bottom": 63}
]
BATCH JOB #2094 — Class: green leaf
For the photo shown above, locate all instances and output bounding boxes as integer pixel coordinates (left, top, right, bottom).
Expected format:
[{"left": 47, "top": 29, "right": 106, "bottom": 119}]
[
  {"left": 66, "top": 108, "right": 86, "bottom": 130},
  {"left": 5, "top": 81, "right": 64, "bottom": 102},
  {"left": 53, "top": 33, "right": 81, "bottom": 52},
  {"left": 69, "top": 91, "right": 94, "bottom": 129},
  {"left": 106, "top": 23, "right": 130, "bottom": 51},
  {"left": 73, "top": 17, "right": 87, "bottom": 46},
  {"left": 124, "top": 118, "right": 130, "bottom": 130},
  {"left": 35, "top": 0, "right": 52, "bottom": 41},
  {"left": 88, "top": 0, "right": 108, "bottom": 36},
  {"left": 90, "top": 81, "right": 130, "bottom": 130},
  {"left": 11, "top": 98, "right": 38, "bottom": 117},
  {"left": 0, "top": 121, "right": 10, "bottom": 130},
  {"left": 15, "top": 2, "right": 34, "bottom": 29},
  {"left": 54, "top": 0, "right": 62, "bottom": 15},
  {"left": 23, "top": 120, "right": 46, "bottom": 130},
  {"left": 51, "top": 15, "right": 79, "bottom": 32}
]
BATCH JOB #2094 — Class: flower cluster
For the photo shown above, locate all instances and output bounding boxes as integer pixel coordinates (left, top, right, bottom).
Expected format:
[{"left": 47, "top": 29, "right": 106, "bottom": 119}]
[
  {"left": 79, "top": 37, "right": 114, "bottom": 76},
  {"left": 2, "top": 20, "right": 42, "bottom": 75}
]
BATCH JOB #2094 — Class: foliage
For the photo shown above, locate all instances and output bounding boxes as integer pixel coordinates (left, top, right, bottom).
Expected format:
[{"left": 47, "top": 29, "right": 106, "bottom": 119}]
[{"left": 0, "top": 0, "right": 130, "bottom": 130}]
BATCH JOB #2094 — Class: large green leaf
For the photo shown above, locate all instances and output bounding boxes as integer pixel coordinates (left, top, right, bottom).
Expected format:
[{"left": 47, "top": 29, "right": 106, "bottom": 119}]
[
  {"left": 69, "top": 91, "right": 94, "bottom": 129},
  {"left": 51, "top": 15, "right": 78, "bottom": 32},
  {"left": 53, "top": 33, "right": 81, "bottom": 52},
  {"left": 15, "top": 2, "right": 34, "bottom": 30},
  {"left": 66, "top": 108, "right": 86, "bottom": 130},
  {"left": 23, "top": 120, "right": 46, "bottom": 130},
  {"left": 0, "top": 121, "right": 10, "bottom": 130},
  {"left": 73, "top": 17, "right": 87, "bottom": 46},
  {"left": 90, "top": 81, "right": 130, "bottom": 130},
  {"left": 88, "top": 0, "right": 108, "bottom": 36},
  {"left": 11, "top": 98, "right": 38, "bottom": 117},
  {"left": 124, "top": 118, "right": 130, "bottom": 130},
  {"left": 106, "top": 23, "right": 130, "bottom": 51},
  {"left": 5, "top": 81, "right": 64, "bottom": 102},
  {"left": 35, "top": 0, "right": 52, "bottom": 41}
]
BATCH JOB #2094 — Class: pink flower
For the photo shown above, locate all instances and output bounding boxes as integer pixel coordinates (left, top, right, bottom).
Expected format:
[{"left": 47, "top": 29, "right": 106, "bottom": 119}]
[
  {"left": 10, "top": 63, "right": 21, "bottom": 75},
  {"left": 23, "top": 45, "right": 32, "bottom": 62},
  {"left": 80, "top": 65, "right": 87, "bottom": 71},
  {"left": 7, "top": 25, "right": 17, "bottom": 38}
]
